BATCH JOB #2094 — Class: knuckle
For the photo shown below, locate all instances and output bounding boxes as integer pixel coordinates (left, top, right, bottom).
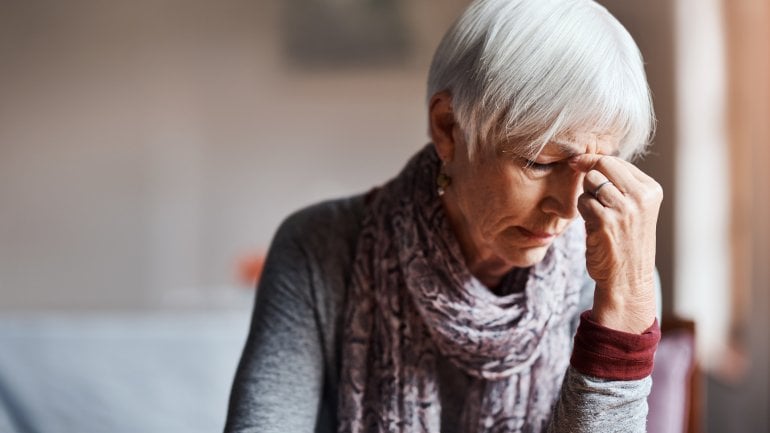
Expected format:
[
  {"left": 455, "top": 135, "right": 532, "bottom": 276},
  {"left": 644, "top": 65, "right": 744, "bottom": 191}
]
[
  {"left": 582, "top": 176, "right": 592, "bottom": 191},
  {"left": 620, "top": 209, "right": 635, "bottom": 226},
  {"left": 640, "top": 183, "right": 664, "bottom": 204},
  {"left": 612, "top": 199, "right": 637, "bottom": 221},
  {"left": 652, "top": 182, "right": 664, "bottom": 200},
  {"left": 595, "top": 155, "right": 614, "bottom": 172},
  {"left": 626, "top": 200, "right": 645, "bottom": 213},
  {"left": 577, "top": 193, "right": 593, "bottom": 212},
  {"left": 599, "top": 213, "right": 616, "bottom": 230}
]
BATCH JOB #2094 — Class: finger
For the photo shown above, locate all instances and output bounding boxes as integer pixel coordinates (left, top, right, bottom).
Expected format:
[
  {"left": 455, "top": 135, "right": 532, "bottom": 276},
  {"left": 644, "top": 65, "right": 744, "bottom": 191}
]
[
  {"left": 577, "top": 192, "right": 609, "bottom": 229},
  {"left": 609, "top": 159, "right": 665, "bottom": 203},
  {"left": 583, "top": 170, "right": 624, "bottom": 208},
  {"left": 609, "top": 157, "right": 657, "bottom": 186},
  {"left": 569, "top": 154, "right": 638, "bottom": 194}
]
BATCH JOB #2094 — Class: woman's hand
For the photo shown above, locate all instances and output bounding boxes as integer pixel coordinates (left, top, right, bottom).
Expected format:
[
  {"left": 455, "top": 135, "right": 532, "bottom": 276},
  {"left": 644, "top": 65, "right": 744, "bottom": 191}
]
[{"left": 569, "top": 154, "right": 663, "bottom": 334}]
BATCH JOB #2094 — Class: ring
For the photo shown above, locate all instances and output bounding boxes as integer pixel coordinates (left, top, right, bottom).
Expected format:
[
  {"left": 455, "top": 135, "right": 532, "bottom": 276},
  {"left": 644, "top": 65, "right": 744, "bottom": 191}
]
[{"left": 592, "top": 180, "right": 613, "bottom": 198}]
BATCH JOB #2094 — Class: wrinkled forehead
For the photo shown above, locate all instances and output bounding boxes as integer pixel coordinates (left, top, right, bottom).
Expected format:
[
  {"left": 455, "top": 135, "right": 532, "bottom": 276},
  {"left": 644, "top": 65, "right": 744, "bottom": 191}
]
[
  {"left": 495, "top": 130, "right": 622, "bottom": 160},
  {"left": 547, "top": 131, "right": 621, "bottom": 157}
]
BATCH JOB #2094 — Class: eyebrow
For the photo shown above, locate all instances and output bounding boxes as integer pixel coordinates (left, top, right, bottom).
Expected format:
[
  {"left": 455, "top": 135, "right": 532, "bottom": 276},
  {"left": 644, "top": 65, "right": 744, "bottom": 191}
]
[
  {"left": 498, "top": 139, "right": 621, "bottom": 159},
  {"left": 551, "top": 139, "right": 621, "bottom": 157},
  {"left": 550, "top": 140, "right": 584, "bottom": 158}
]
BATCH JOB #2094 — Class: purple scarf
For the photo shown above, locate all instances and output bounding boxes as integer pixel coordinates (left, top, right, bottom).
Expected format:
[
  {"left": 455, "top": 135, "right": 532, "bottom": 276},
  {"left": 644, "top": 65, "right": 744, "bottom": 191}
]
[{"left": 338, "top": 145, "right": 586, "bottom": 433}]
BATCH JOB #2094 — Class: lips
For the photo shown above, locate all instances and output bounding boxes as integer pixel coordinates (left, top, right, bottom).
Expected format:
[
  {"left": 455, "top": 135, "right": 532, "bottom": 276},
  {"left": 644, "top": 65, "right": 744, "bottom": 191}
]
[{"left": 516, "top": 226, "right": 558, "bottom": 242}]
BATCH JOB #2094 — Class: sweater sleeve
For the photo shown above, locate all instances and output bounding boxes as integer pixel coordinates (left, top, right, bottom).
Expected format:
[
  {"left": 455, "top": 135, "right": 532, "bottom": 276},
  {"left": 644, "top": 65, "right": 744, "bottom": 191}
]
[
  {"left": 546, "top": 315, "right": 660, "bottom": 433},
  {"left": 545, "top": 272, "right": 663, "bottom": 432},
  {"left": 547, "top": 365, "right": 653, "bottom": 433},
  {"left": 223, "top": 212, "right": 325, "bottom": 433}
]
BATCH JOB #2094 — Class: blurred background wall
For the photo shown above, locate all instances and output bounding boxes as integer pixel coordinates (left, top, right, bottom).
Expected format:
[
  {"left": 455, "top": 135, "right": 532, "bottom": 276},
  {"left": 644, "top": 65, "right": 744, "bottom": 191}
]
[
  {"left": 0, "top": 0, "right": 466, "bottom": 310},
  {"left": 0, "top": 0, "right": 768, "bottom": 431}
]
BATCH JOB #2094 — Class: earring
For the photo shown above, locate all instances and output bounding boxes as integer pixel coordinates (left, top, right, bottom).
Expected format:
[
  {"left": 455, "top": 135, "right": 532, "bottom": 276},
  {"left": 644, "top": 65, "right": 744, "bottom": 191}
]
[{"left": 436, "top": 162, "right": 452, "bottom": 196}]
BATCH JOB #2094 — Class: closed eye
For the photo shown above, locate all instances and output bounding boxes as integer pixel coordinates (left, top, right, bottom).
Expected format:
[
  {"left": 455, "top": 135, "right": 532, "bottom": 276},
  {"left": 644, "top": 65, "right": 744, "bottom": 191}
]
[
  {"left": 500, "top": 148, "right": 561, "bottom": 173},
  {"left": 524, "top": 159, "right": 557, "bottom": 171}
]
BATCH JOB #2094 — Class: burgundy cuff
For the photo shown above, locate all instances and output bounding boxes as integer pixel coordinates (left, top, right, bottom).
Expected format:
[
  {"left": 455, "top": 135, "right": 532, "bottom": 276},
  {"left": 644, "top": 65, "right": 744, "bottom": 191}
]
[{"left": 570, "top": 310, "right": 661, "bottom": 381}]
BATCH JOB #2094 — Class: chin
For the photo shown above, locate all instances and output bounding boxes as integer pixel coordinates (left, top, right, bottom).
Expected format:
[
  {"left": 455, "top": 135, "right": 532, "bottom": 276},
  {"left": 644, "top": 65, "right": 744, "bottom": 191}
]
[
  {"left": 502, "top": 244, "right": 551, "bottom": 268},
  {"left": 493, "top": 226, "right": 558, "bottom": 267}
]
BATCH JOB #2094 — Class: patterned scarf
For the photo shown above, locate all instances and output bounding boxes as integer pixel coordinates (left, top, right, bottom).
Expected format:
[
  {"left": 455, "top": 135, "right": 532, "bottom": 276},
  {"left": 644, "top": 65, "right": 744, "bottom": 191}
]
[{"left": 338, "top": 145, "right": 586, "bottom": 433}]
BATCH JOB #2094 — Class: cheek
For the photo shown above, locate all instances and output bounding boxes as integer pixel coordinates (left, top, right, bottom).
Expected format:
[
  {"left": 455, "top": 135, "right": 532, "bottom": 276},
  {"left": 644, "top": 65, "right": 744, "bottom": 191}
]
[{"left": 467, "top": 170, "right": 543, "bottom": 235}]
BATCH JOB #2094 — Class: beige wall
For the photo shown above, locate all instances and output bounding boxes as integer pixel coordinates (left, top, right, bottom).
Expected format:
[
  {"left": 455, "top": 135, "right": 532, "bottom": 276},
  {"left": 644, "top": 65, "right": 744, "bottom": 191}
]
[
  {"left": 0, "top": 0, "right": 677, "bottom": 313},
  {"left": 0, "top": 0, "right": 470, "bottom": 310}
]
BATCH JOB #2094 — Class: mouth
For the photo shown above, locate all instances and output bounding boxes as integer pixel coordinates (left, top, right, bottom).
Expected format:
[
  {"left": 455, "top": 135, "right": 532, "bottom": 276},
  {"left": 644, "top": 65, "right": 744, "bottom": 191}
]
[{"left": 515, "top": 226, "right": 558, "bottom": 244}]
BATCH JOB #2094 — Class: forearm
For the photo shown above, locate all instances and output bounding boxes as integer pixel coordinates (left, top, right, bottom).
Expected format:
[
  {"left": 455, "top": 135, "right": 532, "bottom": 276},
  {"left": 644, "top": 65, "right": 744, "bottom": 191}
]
[
  {"left": 547, "top": 310, "right": 660, "bottom": 432},
  {"left": 547, "top": 367, "right": 651, "bottom": 433}
]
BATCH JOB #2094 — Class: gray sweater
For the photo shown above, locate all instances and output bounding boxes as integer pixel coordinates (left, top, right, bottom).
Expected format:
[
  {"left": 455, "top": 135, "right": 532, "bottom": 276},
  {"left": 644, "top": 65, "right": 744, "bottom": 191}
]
[{"left": 224, "top": 195, "right": 657, "bottom": 433}]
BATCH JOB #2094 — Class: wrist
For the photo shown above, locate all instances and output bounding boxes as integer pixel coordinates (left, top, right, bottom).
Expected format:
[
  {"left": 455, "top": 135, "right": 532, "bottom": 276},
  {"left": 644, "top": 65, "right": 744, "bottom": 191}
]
[
  {"left": 590, "top": 307, "right": 655, "bottom": 334},
  {"left": 591, "top": 289, "right": 656, "bottom": 334}
]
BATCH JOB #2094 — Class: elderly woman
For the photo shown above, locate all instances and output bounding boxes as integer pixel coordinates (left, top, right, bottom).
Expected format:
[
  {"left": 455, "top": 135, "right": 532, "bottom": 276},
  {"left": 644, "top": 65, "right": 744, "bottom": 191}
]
[{"left": 225, "top": 0, "right": 663, "bottom": 432}]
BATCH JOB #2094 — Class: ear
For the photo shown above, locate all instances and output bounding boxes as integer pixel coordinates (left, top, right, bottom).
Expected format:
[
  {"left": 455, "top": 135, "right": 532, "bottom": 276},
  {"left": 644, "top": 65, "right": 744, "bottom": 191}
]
[{"left": 428, "top": 91, "right": 458, "bottom": 162}]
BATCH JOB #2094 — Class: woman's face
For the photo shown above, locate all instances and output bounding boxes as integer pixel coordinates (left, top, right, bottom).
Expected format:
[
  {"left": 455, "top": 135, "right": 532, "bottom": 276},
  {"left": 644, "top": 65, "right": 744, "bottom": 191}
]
[
  {"left": 431, "top": 93, "right": 619, "bottom": 277},
  {"left": 442, "top": 133, "right": 619, "bottom": 270}
]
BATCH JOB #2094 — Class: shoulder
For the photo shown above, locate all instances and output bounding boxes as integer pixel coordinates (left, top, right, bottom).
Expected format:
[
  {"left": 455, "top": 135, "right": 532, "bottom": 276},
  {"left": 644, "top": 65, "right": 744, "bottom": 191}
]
[
  {"left": 264, "top": 193, "right": 367, "bottom": 304},
  {"left": 263, "top": 193, "right": 367, "bottom": 364},
  {"left": 273, "top": 194, "right": 366, "bottom": 257},
  {"left": 227, "top": 196, "right": 366, "bottom": 433}
]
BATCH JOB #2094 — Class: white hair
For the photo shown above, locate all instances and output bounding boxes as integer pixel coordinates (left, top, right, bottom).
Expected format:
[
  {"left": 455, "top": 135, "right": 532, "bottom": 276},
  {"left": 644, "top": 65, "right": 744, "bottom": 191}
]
[{"left": 427, "top": 0, "right": 655, "bottom": 161}]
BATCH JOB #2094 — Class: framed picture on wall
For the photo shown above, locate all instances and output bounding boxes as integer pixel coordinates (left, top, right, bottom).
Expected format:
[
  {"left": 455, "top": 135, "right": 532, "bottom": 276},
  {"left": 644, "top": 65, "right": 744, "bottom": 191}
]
[{"left": 282, "top": 0, "right": 412, "bottom": 69}]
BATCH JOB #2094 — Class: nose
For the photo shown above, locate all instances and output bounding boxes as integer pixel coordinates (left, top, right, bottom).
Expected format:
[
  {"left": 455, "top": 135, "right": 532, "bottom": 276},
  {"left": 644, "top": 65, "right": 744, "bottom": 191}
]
[{"left": 539, "top": 166, "right": 583, "bottom": 219}]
